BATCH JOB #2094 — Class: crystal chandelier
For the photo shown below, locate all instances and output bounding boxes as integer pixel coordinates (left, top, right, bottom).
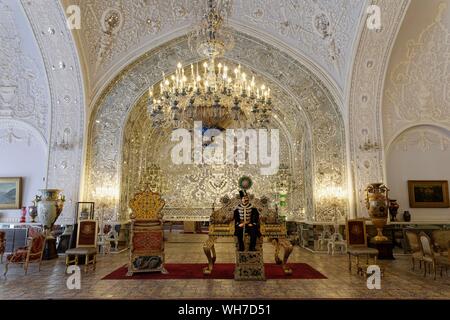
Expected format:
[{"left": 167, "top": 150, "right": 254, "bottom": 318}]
[{"left": 147, "top": 0, "right": 272, "bottom": 129}]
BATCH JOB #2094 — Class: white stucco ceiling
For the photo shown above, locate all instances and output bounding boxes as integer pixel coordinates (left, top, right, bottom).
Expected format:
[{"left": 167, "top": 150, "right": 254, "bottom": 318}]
[{"left": 61, "top": 0, "right": 368, "bottom": 102}]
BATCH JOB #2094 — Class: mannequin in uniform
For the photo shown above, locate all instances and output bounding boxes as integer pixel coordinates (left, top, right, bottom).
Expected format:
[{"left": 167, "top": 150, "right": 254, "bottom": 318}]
[{"left": 234, "top": 191, "right": 261, "bottom": 251}]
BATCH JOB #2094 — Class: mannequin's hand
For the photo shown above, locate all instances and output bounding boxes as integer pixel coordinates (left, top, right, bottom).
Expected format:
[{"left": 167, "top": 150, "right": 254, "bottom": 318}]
[
  {"left": 239, "top": 223, "right": 245, "bottom": 228},
  {"left": 248, "top": 223, "right": 253, "bottom": 227}
]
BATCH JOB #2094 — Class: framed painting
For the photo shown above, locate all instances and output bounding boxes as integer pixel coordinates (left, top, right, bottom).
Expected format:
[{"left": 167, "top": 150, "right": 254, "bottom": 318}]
[
  {"left": 76, "top": 202, "right": 95, "bottom": 220},
  {"left": 76, "top": 219, "right": 98, "bottom": 247},
  {"left": 0, "top": 177, "right": 22, "bottom": 209},
  {"left": 408, "top": 180, "right": 449, "bottom": 208}
]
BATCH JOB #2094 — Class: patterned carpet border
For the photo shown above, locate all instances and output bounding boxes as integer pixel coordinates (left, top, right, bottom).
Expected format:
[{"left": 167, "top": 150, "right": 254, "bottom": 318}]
[{"left": 102, "top": 263, "right": 327, "bottom": 280}]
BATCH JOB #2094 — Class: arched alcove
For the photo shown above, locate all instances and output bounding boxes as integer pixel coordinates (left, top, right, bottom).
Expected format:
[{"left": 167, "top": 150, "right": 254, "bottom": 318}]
[
  {"left": 386, "top": 125, "right": 450, "bottom": 221},
  {"left": 85, "top": 31, "right": 348, "bottom": 222}
]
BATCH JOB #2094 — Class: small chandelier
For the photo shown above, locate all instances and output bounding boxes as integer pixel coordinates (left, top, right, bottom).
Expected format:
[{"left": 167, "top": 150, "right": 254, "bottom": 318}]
[{"left": 147, "top": 0, "right": 272, "bottom": 129}]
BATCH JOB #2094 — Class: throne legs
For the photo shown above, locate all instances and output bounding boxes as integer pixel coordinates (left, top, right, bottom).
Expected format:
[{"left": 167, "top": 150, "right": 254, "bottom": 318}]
[
  {"left": 271, "top": 238, "right": 293, "bottom": 275},
  {"left": 203, "top": 236, "right": 217, "bottom": 275}
]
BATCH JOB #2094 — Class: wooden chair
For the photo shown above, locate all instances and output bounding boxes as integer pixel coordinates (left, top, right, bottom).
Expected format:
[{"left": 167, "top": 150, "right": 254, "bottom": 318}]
[
  {"left": 4, "top": 228, "right": 45, "bottom": 276},
  {"left": 65, "top": 219, "right": 98, "bottom": 273},
  {"left": 127, "top": 189, "right": 166, "bottom": 276},
  {"left": 0, "top": 231, "right": 5, "bottom": 264},
  {"left": 419, "top": 232, "right": 449, "bottom": 279},
  {"left": 404, "top": 230, "right": 423, "bottom": 271},
  {"left": 431, "top": 230, "right": 450, "bottom": 254},
  {"left": 346, "top": 219, "right": 379, "bottom": 275}
]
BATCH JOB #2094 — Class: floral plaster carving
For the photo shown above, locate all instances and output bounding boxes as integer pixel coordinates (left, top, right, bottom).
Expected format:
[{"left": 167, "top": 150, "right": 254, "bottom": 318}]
[
  {"left": 384, "top": 3, "right": 450, "bottom": 146},
  {"left": 86, "top": 32, "right": 347, "bottom": 222},
  {"left": 21, "top": 0, "right": 85, "bottom": 224},
  {"left": 392, "top": 126, "right": 450, "bottom": 153},
  {"left": 348, "top": 0, "right": 410, "bottom": 216}
]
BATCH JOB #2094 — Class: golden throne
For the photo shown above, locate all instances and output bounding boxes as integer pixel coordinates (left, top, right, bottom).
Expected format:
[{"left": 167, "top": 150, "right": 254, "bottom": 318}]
[
  {"left": 127, "top": 189, "right": 166, "bottom": 276},
  {"left": 203, "top": 194, "right": 293, "bottom": 276}
]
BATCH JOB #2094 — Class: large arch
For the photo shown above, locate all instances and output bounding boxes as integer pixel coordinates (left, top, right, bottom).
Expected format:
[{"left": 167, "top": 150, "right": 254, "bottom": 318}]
[{"left": 347, "top": 0, "right": 410, "bottom": 217}]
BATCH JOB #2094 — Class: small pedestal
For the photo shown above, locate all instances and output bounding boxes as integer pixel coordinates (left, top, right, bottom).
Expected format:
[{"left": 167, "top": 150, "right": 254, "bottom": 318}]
[
  {"left": 369, "top": 239, "right": 395, "bottom": 260},
  {"left": 43, "top": 238, "right": 58, "bottom": 260}
]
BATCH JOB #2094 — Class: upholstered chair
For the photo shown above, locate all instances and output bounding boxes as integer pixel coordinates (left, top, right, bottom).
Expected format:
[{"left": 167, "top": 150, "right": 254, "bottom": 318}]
[
  {"left": 418, "top": 232, "right": 449, "bottom": 279},
  {"left": 65, "top": 219, "right": 98, "bottom": 272},
  {"left": 404, "top": 230, "right": 423, "bottom": 271},
  {"left": 431, "top": 230, "right": 450, "bottom": 254},
  {"left": 4, "top": 228, "right": 45, "bottom": 276}
]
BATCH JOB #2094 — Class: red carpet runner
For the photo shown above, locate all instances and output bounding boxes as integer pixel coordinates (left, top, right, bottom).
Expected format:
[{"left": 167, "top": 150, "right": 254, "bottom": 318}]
[{"left": 102, "top": 263, "right": 327, "bottom": 280}]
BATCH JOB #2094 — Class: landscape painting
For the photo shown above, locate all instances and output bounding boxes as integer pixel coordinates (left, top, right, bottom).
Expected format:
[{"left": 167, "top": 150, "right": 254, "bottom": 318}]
[
  {"left": 0, "top": 177, "right": 22, "bottom": 209},
  {"left": 408, "top": 180, "right": 449, "bottom": 208}
]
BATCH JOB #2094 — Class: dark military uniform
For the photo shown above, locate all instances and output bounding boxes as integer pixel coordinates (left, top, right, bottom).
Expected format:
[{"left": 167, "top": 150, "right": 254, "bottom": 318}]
[{"left": 234, "top": 203, "right": 261, "bottom": 251}]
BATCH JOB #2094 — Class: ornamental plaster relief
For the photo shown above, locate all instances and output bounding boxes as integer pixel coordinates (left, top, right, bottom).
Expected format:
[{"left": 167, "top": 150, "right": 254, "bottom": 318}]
[
  {"left": 0, "top": 1, "right": 50, "bottom": 142},
  {"left": 392, "top": 126, "right": 450, "bottom": 153},
  {"left": 384, "top": 3, "right": 450, "bottom": 146},
  {"left": 86, "top": 32, "right": 347, "bottom": 222},
  {"left": 21, "top": 0, "right": 85, "bottom": 224},
  {"left": 348, "top": 0, "right": 410, "bottom": 216},
  {"left": 62, "top": 0, "right": 366, "bottom": 98}
]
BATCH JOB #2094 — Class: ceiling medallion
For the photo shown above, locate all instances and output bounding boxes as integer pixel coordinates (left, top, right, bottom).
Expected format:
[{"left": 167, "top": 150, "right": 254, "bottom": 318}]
[{"left": 147, "top": 0, "right": 272, "bottom": 129}]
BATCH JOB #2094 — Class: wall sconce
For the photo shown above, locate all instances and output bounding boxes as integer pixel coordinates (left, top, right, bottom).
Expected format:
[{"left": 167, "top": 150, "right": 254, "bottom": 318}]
[
  {"left": 54, "top": 128, "right": 72, "bottom": 150},
  {"left": 359, "top": 129, "right": 380, "bottom": 151}
]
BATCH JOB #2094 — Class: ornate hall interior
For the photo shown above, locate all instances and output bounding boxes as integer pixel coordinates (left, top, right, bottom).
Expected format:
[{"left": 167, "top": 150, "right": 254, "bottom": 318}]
[{"left": 0, "top": 0, "right": 450, "bottom": 301}]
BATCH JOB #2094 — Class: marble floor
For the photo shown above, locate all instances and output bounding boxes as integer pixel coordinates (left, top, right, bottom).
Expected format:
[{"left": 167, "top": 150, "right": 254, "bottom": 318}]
[{"left": 1, "top": 233, "right": 449, "bottom": 300}]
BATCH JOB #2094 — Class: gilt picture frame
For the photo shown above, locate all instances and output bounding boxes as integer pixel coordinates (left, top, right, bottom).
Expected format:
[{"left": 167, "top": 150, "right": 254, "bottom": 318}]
[
  {"left": 408, "top": 180, "right": 449, "bottom": 208},
  {"left": 0, "top": 177, "right": 22, "bottom": 209}
]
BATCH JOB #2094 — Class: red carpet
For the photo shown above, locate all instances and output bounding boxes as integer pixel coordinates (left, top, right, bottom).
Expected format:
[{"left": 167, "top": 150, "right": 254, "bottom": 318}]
[{"left": 102, "top": 263, "right": 326, "bottom": 280}]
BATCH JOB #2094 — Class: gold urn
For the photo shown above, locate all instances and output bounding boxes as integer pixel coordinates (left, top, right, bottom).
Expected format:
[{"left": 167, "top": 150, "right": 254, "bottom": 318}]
[{"left": 365, "top": 183, "right": 389, "bottom": 242}]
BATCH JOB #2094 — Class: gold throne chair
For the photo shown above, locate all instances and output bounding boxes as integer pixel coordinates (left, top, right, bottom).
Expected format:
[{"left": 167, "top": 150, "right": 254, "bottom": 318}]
[
  {"left": 127, "top": 189, "right": 166, "bottom": 276},
  {"left": 203, "top": 194, "right": 293, "bottom": 276}
]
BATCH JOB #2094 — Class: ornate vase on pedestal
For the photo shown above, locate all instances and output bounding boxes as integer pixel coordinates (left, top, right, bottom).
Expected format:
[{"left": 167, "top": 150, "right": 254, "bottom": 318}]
[
  {"left": 365, "top": 183, "right": 389, "bottom": 242},
  {"left": 28, "top": 205, "right": 38, "bottom": 223},
  {"left": 388, "top": 199, "right": 399, "bottom": 222},
  {"left": 35, "top": 189, "right": 65, "bottom": 259}
]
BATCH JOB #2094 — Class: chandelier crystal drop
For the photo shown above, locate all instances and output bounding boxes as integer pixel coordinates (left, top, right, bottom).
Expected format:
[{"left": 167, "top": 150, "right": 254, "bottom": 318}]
[{"left": 147, "top": 0, "right": 272, "bottom": 129}]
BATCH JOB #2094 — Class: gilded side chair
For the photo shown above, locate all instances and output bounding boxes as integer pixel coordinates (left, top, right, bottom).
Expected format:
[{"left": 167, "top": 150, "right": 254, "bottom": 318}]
[
  {"left": 419, "top": 232, "right": 449, "bottom": 279},
  {"left": 127, "top": 189, "right": 166, "bottom": 276},
  {"left": 4, "top": 228, "right": 45, "bottom": 276},
  {"left": 404, "top": 230, "right": 423, "bottom": 271}
]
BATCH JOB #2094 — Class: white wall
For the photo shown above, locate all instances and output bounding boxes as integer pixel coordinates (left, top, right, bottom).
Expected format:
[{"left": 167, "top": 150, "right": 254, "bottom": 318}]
[
  {"left": 0, "top": 130, "right": 47, "bottom": 222},
  {"left": 386, "top": 126, "right": 450, "bottom": 222}
]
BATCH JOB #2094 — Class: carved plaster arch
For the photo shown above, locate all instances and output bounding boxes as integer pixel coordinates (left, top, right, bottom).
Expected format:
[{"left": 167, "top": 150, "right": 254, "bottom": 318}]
[
  {"left": 347, "top": 0, "right": 410, "bottom": 217},
  {"left": 120, "top": 84, "right": 309, "bottom": 221},
  {"left": 86, "top": 31, "right": 347, "bottom": 222},
  {"left": 88, "top": 22, "right": 345, "bottom": 119},
  {"left": 20, "top": 0, "right": 85, "bottom": 224}
]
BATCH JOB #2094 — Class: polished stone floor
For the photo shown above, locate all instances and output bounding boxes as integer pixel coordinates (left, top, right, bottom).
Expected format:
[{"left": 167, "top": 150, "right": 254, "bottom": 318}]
[{"left": 1, "top": 233, "right": 449, "bottom": 300}]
